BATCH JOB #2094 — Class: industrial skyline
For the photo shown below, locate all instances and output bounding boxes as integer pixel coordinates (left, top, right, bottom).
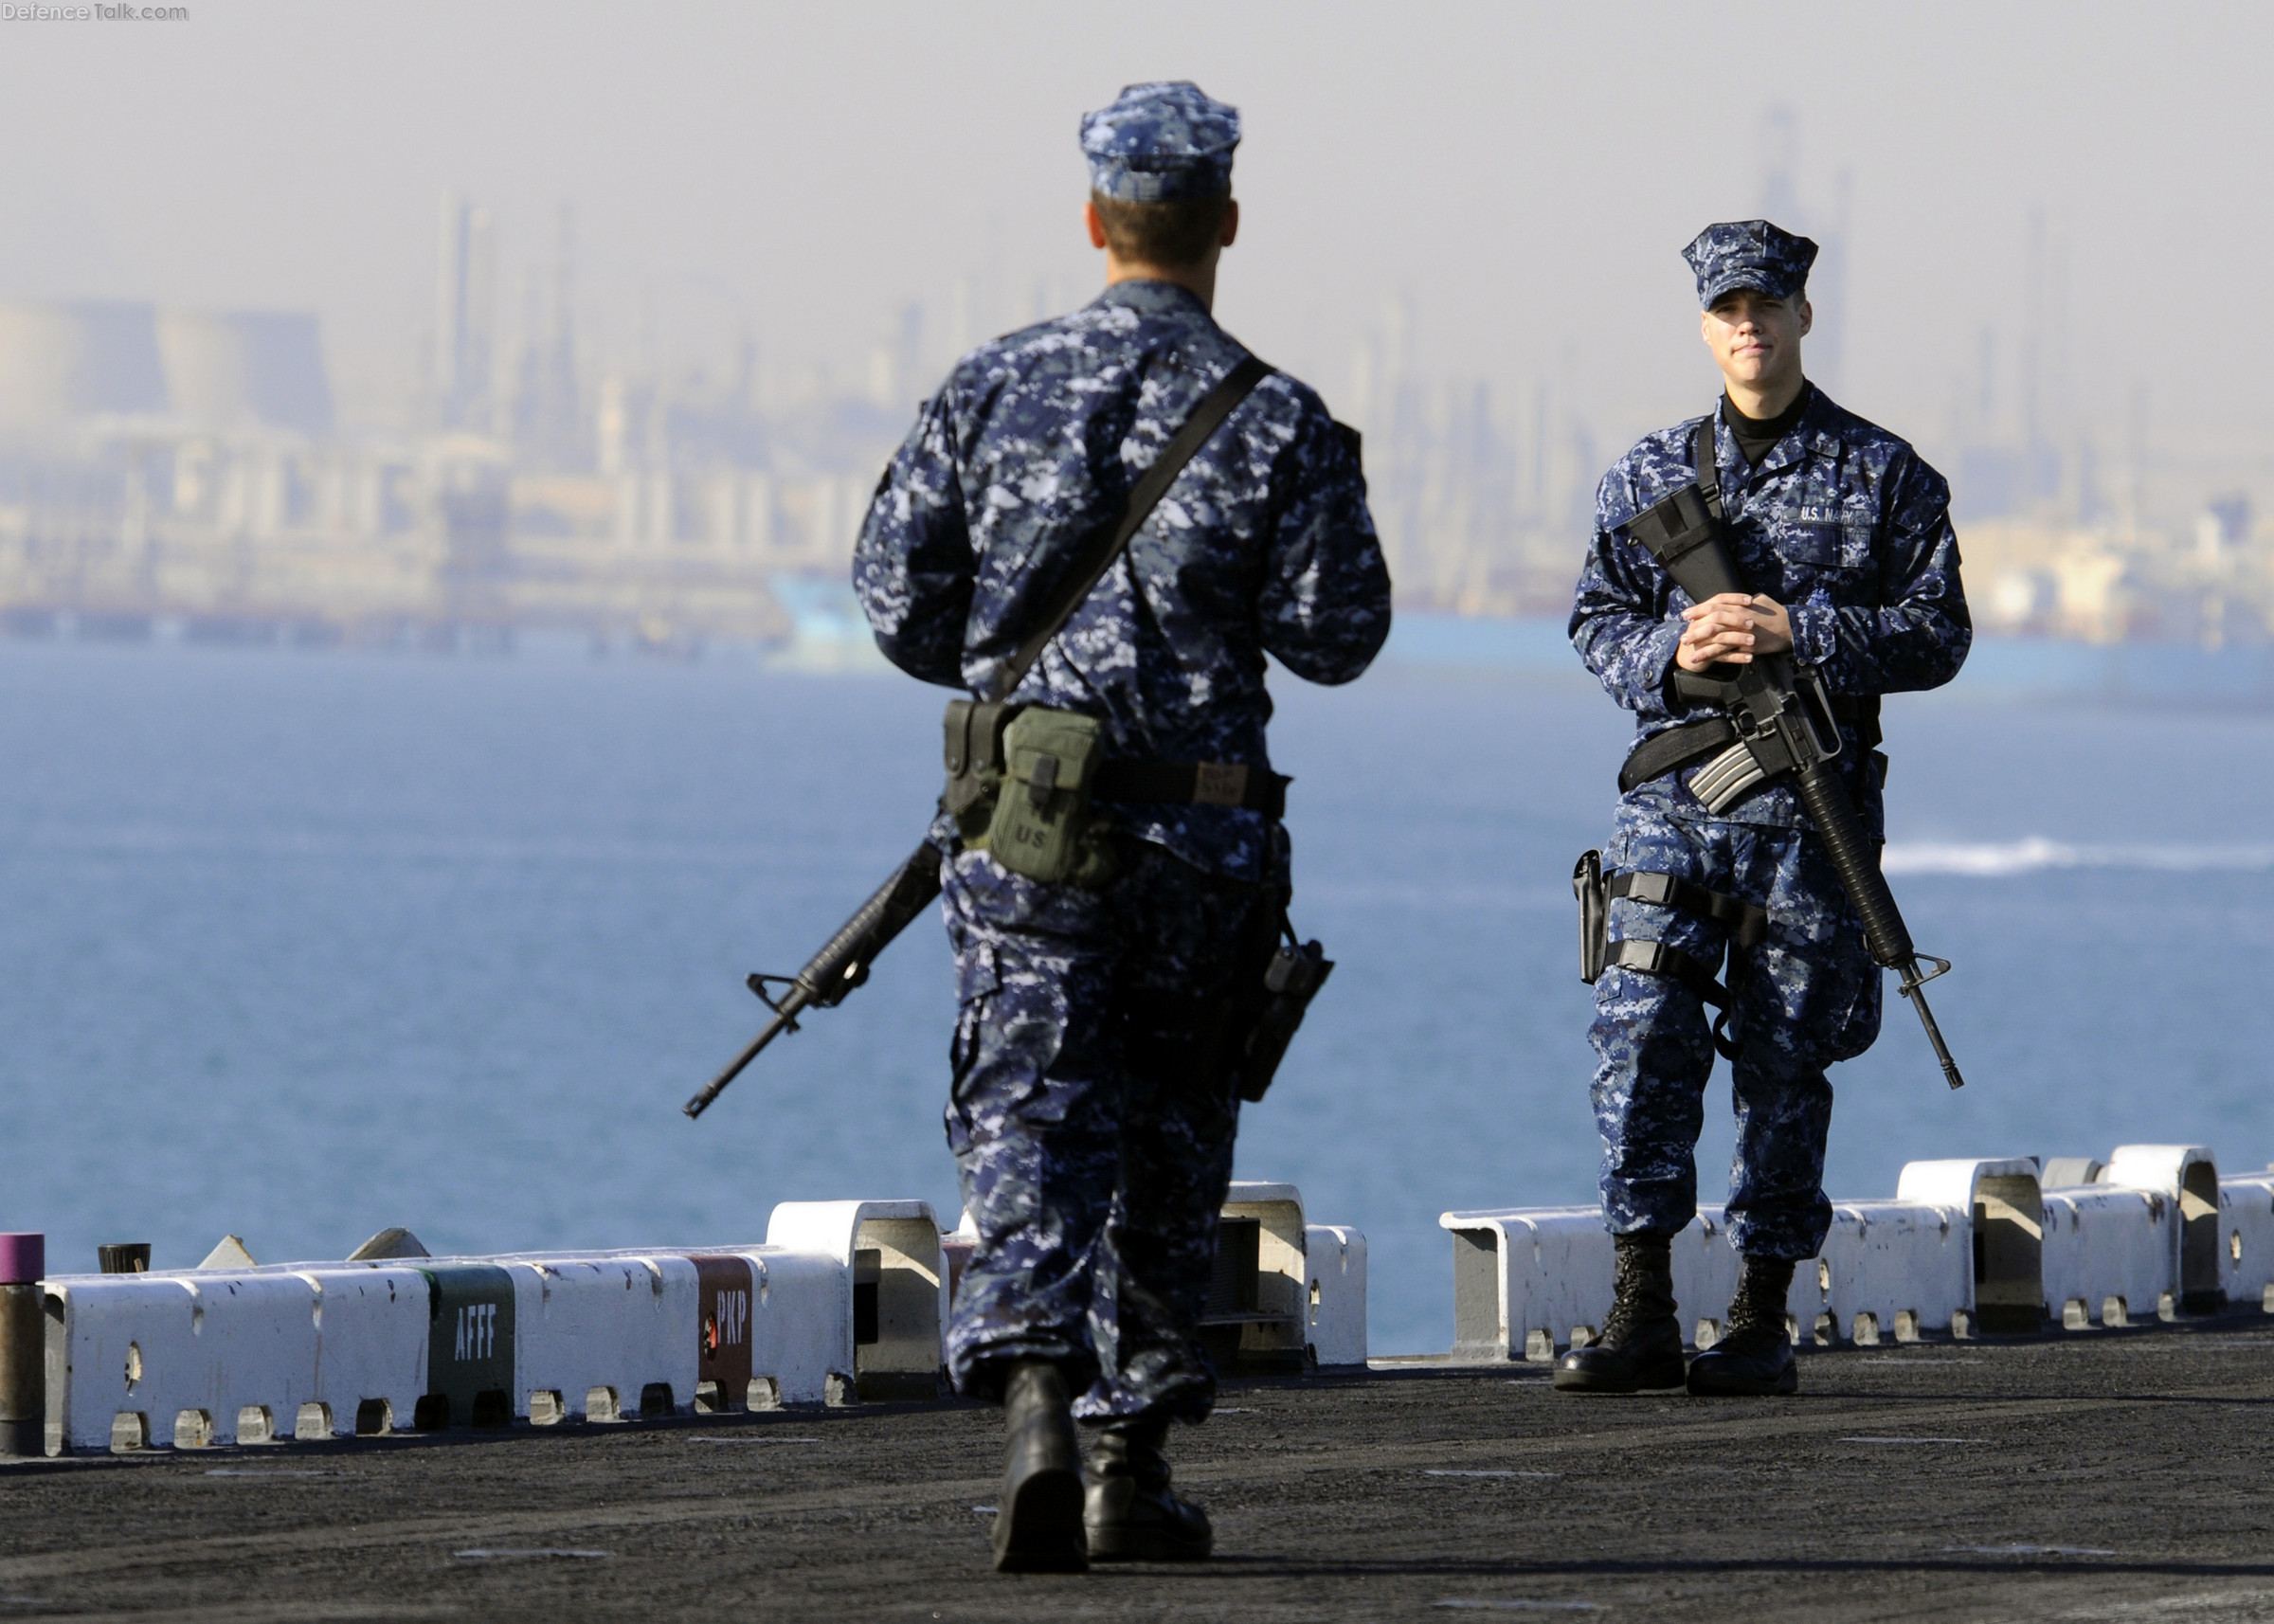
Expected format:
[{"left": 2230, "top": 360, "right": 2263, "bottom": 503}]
[
  {"left": 0, "top": 156, "right": 2262, "bottom": 650},
  {"left": 0, "top": 0, "right": 2266, "bottom": 648}
]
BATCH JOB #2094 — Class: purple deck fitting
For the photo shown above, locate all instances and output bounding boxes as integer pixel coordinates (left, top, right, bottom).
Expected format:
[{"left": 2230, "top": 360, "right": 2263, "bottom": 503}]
[{"left": 0, "top": 1235, "right": 45, "bottom": 1286}]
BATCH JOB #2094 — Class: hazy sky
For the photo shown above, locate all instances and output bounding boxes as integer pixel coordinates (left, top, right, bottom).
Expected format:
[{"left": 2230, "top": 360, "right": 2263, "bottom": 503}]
[{"left": 2, "top": 1, "right": 2266, "bottom": 460}]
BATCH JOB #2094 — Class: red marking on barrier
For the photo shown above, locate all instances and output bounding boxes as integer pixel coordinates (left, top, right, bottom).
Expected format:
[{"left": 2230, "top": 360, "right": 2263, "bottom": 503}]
[{"left": 689, "top": 1255, "right": 754, "bottom": 1405}]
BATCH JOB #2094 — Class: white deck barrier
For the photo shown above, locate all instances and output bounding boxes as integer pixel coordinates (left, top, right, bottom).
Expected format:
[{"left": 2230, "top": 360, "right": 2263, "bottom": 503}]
[
  {"left": 1208, "top": 1183, "right": 1369, "bottom": 1372},
  {"left": 2106, "top": 1145, "right": 2226, "bottom": 1315},
  {"left": 45, "top": 1237, "right": 860, "bottom": 1451},
  {"left": 291, "top": 1266, "right": 434, "bottom": 1437},
  {"left": 45, "top": 1267, "right": 430, "bottom": 1453},
  {"left": 765, "top": 1200, "right": 946, "bottom": 1402},
  {"left": 1447, "top": 1157, "right": 2048, "bottom": 1361},
  {"left": 1798, "top": 1200, "right": 1970, "bottom": 1346},
  {"left": 1303, "top": 1224, "right": 1368, "bottom": 1369},
  {"left": 1444, "top": 1198, "right": 1970, "bottom": 1361},
  {"left": 534, "top": 1246, "right": 857, "bottom": 1410},
  {"left": 2039, "top": 1183, "right": 2175, "bottom": 1329},
  {"left": 1893, "top": 1158, "right": 2046, "bottom": 1335},
  {"left": 2220, "top": 1170, "right": 2274, "bottom": 1312},
  {"left": 1444, "top": 1207, "right": 1609, "bottom": 1362},
  {"left": 1210, "top": 1183, "right": 1318, "bottom": 1374},
  {"left": 711, "top": 1249, "right": 854, "bottom": 1410},
  {"left": 1445, "top": 1146, "right": 2274, "bottom": 1362},
  {"left": 2035, "top": 1145, "right": 2223, "bottom": 1329},
  {"left": 484, "top": 1254, "right": 701, "bottom": 1425},
  {"left": 42, "top": 1182, "right": 1358, "bottom": 1452}
]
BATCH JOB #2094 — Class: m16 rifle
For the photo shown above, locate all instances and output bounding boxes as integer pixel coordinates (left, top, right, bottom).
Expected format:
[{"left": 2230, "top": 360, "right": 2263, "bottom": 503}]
[
  {"left": 681, "top": 834, "right": 1332, "bottom": 1118},
  {"left": 682, "top": 842, "right": 943, "bottom": 1119},
  {"left": 1623, "top": 425, "right": 1965, "bottom": 1090}
]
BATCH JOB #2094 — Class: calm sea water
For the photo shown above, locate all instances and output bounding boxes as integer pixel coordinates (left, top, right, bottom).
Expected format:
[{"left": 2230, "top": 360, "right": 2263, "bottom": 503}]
[{"left": 3, "top": 636, "right": 2270, "bottom": 1355}]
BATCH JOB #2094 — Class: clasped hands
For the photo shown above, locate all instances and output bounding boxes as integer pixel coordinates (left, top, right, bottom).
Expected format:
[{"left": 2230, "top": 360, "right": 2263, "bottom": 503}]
[{"left": 1675, "top": 593, "right": 1792, "bottom": 673}]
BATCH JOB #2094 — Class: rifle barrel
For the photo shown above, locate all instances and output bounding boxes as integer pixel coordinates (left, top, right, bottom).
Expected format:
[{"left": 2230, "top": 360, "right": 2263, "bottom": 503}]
[
  {"left": 683, "top": 987, "right": 814, "bottom": 1119},
  {"left": 1900, "top": 970, "right": 1966, "bottom": 1091},
  {"left": 682, "top": 840, "right": 943, "bottom": 1123}
]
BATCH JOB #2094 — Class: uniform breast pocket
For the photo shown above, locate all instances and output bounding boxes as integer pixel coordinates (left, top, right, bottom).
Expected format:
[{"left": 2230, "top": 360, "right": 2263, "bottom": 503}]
[{"left": 1771, "top": 517, "right": 1875, "bottom": 576}]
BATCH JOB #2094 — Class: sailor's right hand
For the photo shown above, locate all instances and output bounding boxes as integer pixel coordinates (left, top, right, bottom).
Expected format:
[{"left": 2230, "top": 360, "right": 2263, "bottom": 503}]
[{"left": 1676, "top": 593, "right": 1790, "bottom": 671}]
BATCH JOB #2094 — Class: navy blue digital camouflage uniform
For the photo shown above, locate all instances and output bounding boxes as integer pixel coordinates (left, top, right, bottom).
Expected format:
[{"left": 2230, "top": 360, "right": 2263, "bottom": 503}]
[
  {"left": 1570, "top": 220, "right": 1970, "bottom": 1262},
  {"left": 852, "top": 81, "right": 1391, "bottom": 1423}
]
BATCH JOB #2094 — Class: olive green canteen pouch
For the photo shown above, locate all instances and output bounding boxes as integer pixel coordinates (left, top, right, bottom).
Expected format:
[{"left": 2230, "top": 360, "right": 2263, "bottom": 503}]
[{"left": 987, "top": 707, "right": 1107, "bottom": 885}]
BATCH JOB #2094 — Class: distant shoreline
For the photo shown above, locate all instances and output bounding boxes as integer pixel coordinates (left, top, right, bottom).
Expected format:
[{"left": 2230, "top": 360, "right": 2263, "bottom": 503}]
[
  {"left": 1379, "top": 612, "right": 2274, "bottom": 706},
  {"left": 8, "top": 605, "right": 2273, "bottom": 706}
]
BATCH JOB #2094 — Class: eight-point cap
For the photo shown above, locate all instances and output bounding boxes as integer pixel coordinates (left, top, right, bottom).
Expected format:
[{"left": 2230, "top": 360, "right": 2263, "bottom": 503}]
[
  {"left": 1684, "top": 219, "right": 1819, "bottom": 307},
  {"left": 1079, "top": 81, "right": 1240, "bottom": 203}
]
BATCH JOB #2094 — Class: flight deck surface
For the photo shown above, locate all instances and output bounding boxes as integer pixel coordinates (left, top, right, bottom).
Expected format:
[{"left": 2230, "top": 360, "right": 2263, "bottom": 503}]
[{"left": 0, "top": 1318, "right": 2267, "bottom": 1623}]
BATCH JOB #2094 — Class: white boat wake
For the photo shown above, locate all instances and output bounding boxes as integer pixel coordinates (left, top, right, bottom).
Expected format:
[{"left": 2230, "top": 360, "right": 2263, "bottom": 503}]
[{"left": 1881, "top": 837, "right": 2274, "bottom": 876}]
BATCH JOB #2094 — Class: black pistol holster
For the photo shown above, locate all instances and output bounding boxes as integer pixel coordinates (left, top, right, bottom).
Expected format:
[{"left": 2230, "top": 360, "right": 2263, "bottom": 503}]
[
  {"left": 1576, "top": 847, "right": 1768, "bottom": 1061},
  {"left": 1233, "top": 899, "right": 1333, "bottom": 1104}
]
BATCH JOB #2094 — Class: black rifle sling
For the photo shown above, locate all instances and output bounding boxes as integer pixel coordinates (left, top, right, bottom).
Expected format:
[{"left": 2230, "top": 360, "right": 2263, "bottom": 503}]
[
  {"left": 1693, "top": 415, "right": 1722, "bottom": 518},
  {"left": 1685, "top": 411, "right": 1880, "bottom": 747},
  {"left": 989, "top": 353, "right": 1273, "bottom": 702}
]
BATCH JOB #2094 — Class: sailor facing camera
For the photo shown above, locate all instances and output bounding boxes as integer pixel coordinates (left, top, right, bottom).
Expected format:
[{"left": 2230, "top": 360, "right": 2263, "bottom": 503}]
[
  {"left": 1561, "top": 221, "right": 1970, "bottom": 1398},
  {"left": 853, "top": 81, "right": 1389, "bottom": 1570}
]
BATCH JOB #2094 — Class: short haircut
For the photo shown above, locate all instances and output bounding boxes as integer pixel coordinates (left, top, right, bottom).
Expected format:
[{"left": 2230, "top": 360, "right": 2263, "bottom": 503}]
[{"left": 1091, "top": 191, "right": 1231, "bottom": 268}]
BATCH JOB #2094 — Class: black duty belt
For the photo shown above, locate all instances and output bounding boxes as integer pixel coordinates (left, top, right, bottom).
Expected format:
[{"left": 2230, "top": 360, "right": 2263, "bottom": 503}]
[
  {"left": 1617, "top": 694, "right": 1882, "bottom": 796},
  {"left": 1095, "top": 760, "right": 1289, "bottom": 818}
]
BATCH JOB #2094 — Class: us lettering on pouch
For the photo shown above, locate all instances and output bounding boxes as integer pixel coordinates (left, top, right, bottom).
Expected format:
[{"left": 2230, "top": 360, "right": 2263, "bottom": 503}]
[{"left": 455, "top": 1302, "right": 497, "bottom": 1361}]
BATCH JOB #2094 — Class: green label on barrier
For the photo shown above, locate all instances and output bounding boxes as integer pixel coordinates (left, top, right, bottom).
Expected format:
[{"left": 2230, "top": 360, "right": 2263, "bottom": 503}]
[{"left": 422, "top": 1265, "right": 515, "bottom": 1426}]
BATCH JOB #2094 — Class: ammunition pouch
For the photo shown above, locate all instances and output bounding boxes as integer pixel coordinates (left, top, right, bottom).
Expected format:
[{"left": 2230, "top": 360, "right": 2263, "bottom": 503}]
[
  {"left": 987, "top": 707, "right": 1115, "bottom": 887},
  {"left": 943, "top": 698, "right": 1292, "bottom": 888},
  {"left": 944, "top": 698, "right": 1020, "bottom": 841},
  {"left": 1576, "top": 847, "right": 1767, "bottom": 1061}
]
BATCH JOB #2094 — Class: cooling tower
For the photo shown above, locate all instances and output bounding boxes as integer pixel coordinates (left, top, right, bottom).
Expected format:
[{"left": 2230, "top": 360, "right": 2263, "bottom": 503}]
[
  {"left": 153, "top": 308, "right": 334, "bottom": 436},
  {"left": 0, "top": 298, "right": 170, "bottom": 428}
]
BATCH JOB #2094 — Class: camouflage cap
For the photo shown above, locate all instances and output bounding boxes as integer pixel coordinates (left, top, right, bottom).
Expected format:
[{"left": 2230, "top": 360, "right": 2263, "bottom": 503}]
[
  {"left": 1079, "top": 81, "right": 1240, "bottom": 203},
  {"left": 1683, "top": 219, "right": 1819, "bottom": 307}
]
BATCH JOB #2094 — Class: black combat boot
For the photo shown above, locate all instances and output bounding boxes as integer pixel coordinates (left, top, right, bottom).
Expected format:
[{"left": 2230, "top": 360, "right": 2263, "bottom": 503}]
[
  {"left": 1552, "top": 1232, "right": 1686, "bottom": 1393},
  {"left": 991, "top": 1360, "right": 1088, "bottom": 1573},
  {"left": 1083, "top": 1418, "right": 1213, "bottom": 1561},
  {"left": 1686, "top": 1254, "right": 1798, "bottom": 1396}
]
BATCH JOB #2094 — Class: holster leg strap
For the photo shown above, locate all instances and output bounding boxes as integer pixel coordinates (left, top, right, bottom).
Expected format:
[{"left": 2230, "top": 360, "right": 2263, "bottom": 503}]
[
  {"left": 1607, "top": 870, "right": 1770, "bottom": 948},
  {"left": 1604, "top": 938, "right": 1744, "bottom": 1062}
]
